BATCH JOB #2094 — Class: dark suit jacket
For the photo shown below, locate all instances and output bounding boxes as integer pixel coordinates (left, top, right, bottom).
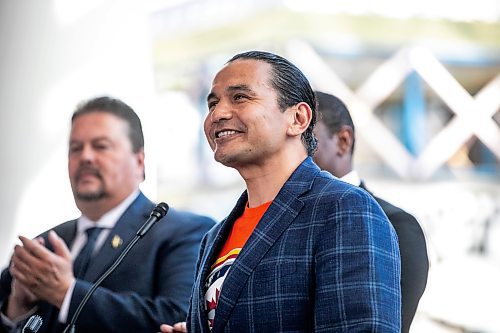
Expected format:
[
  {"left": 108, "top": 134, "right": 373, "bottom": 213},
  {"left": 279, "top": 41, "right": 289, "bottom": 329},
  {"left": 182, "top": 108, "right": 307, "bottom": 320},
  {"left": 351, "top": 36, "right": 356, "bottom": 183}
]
[
  {"left": 360, "top": 182, "right": 429, "bottom": 333},
  {"left": 187, "top": 158, "right": 401, "bottom": 332},
  {"left": 0, "top": 192, "right": 215, "bottom": 333}
]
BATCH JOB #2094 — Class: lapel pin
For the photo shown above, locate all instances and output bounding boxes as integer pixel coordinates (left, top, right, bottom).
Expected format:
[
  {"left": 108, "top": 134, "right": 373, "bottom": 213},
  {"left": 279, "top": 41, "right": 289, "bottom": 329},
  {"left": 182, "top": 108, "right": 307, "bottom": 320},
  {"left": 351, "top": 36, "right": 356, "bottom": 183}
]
[{"left": 111, "top": 235, "right": 123, "bottom": 249}]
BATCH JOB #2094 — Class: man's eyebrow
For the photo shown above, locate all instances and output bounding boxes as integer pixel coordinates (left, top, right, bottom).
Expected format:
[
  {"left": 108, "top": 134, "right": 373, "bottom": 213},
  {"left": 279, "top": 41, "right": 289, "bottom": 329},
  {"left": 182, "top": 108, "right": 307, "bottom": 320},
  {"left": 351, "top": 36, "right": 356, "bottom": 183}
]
[
  {"left": 206, "top": 85, "right": 255, "bottom": 103},
  {"left": 226, "top": 84, "right": 253, "bottom": 94},
  {"left": 69, "top": 136, "right": 111, "bottom": 144}
]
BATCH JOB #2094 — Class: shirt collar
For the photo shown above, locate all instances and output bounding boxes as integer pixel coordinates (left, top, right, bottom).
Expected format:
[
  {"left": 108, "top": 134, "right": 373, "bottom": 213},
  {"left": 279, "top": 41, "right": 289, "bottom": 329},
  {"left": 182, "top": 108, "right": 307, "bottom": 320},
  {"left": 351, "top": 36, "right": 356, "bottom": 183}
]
[
  {"left": 340, "top": 170, "right": 361, "bottom": 187},
  {"left": 77, "top": 190, "right": 140, "bottom": 233}
]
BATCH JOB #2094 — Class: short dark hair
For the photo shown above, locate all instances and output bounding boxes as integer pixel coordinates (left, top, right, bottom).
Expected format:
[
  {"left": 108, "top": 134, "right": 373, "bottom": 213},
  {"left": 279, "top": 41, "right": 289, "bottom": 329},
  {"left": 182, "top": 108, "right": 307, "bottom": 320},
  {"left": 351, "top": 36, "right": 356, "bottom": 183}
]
[
  {"left": 315, "top": 91, "right": 356, "bottom": 154},
  {"left": 72, "top": 96, "right": 144, "bottom": 153},
  {"left": 228, "top": 51, "right": 318, "bottom": 156}
]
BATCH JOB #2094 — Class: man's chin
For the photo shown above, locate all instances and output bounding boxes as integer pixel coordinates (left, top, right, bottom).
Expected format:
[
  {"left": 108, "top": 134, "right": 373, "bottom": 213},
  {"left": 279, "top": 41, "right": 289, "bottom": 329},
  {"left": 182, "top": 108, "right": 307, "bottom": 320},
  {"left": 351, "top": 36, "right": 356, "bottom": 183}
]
[
  {"left": 74, "top": 191, "right": 107, "bottom": 202},
  {"left": 215, "top": 151, "right": 249, "bottom": 169}
]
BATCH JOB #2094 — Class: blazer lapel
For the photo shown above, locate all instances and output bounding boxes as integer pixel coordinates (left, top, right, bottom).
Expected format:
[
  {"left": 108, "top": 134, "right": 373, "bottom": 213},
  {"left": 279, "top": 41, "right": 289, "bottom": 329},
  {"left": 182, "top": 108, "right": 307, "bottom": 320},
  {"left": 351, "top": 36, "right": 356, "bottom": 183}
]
[
  {"left": 212, "top": 157, "right": 319, "bottom": 332},
  {"left": 43, "top": 220, "right": 77, "bottom": 257},
  {"left": 82, "top": 193, "right": 153, "bottom": 281},
  {"left": 55, "top": 220, "right": 78, "bottom": 248}
]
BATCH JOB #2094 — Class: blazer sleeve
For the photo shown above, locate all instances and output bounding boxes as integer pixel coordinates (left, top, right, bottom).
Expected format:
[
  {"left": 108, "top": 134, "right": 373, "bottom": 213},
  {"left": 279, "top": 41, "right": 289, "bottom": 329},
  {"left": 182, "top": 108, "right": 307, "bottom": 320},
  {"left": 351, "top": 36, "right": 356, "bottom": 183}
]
[
  {"left": 0, "top": 268, "right": 12, "bottom": 312},
  {"left": 314, "top": 189, "right": 401, "bottom": 332},
  {"left": 0, "top": 268, "right": 13, "bottom": 333},
  {"left": 67, "top": 214, "right": 214, "bottom": 333}
]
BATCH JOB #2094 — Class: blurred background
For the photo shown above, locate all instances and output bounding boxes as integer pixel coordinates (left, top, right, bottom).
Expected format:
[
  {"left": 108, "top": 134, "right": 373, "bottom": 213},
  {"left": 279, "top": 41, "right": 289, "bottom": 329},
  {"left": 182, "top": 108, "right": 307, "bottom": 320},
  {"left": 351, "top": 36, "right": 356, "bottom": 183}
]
[{"left": 0, "top": 0, "right": 499, "bottom": 331}]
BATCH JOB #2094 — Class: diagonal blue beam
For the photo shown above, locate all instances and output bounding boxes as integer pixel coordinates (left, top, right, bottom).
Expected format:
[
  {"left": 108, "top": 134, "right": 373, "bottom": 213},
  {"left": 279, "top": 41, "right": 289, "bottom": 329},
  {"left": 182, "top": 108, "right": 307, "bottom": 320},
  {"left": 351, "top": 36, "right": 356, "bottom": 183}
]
[{"left": 402, "top": 71, "right": 426, "bottom": 156}]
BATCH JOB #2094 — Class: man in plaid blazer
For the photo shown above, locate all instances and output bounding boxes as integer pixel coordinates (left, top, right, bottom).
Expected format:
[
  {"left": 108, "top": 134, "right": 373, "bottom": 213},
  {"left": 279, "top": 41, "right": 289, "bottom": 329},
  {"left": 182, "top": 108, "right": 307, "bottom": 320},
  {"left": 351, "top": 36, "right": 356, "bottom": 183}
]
[{"left": 163, "top": 51, "right": 401, "bottom": 333}]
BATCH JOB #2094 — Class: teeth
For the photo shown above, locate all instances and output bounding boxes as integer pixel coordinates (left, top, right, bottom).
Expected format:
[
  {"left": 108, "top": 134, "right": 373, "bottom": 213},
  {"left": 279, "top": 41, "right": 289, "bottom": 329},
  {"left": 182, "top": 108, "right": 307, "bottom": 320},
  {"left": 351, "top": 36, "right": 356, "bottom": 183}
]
[{"left": 217, "top": 130, "right": 237, "bottom": 138}]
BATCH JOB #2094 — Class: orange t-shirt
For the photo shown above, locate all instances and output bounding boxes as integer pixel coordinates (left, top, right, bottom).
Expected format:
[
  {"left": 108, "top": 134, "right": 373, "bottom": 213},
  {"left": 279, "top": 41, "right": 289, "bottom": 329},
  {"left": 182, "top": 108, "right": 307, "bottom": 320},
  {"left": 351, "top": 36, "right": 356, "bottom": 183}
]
[{"left": 204, "top": 201, "right": 272, "bottom": 330}]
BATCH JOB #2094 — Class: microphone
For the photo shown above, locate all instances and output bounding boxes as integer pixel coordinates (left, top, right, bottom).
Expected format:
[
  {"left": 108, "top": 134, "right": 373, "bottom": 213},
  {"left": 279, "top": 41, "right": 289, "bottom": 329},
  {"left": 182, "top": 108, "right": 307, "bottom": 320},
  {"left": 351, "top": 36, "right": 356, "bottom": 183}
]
[
  {"left": 62, "top": 202, "right": 169, "bottom": 333},
  {"left": 136, "top": 202, "right": 169, "bottom": 238},
  {"left": 22, "top": 315, "right": 43, "bottom": 333}
]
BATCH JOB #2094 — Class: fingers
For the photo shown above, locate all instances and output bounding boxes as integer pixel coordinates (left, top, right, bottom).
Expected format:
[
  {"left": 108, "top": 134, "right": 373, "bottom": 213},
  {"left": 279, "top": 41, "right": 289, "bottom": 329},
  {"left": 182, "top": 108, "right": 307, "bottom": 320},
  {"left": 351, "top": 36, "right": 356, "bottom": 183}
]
[
  {"left": 35, "top": 236, "right": 45, "bottom": 246},
  {"left": 11, "top": 234, "right": 58, "bottom": 290},
  {"left": 160, "top": 322, "right": 187, "bottom": 333},
  {"left": 160, "top": 324, "right": 174, "bottom": 333},
  {"left": 48, "top": 230, "right": 71, "bottom": 260},
  {"left": 11, "top": 236, "right": 48, "bottom": 282},
  {"left": 13, "top": 236, "right": 46, "bottom": 273},
  {"left": 171, "top": 322, "right": 187, "bottom": 333},
  {"left": 18, "top": 236, "right": 51, "bottom": 261},
  {"left": 174, "top": 322, "right": 187, "bottom": 332},
  {"left": 11, "top": 277, "right": 38, "bottom": 305},
  {"left": 10, "top": 249, "right": 33, "bottom": 283},
  {"left": 10, "top": 233, "right": 74, "bottom": 307},
  {"left": 10, "top": 250, "right": 43, "bottom": 290},
  {"left": 11, "top": 244, "right": 43, "bottom": 281}
]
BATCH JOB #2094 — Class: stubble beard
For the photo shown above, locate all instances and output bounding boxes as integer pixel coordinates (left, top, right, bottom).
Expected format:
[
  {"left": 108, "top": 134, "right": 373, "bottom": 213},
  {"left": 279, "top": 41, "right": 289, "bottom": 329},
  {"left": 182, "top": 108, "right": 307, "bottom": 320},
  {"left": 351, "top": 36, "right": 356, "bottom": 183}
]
[
  {"left": 73, "top": 166, "right": 108, "bottom": 202},
  {"left": 214, "top": 146, "right": 255, "bottom": 170},
  {"left": 73, "top": 183, "right": 107, "bottom": 202}
]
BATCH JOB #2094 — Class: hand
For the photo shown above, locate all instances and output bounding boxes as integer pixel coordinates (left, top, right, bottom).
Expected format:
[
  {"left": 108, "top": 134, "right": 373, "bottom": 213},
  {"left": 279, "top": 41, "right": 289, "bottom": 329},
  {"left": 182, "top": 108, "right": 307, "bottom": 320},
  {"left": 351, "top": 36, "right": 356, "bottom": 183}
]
[
  {"left": 10, "top": 230, "right": 74, "bottom": 308},
  {"left": 5, "top": 238, "right": 45, "bottom": 319},
  {"left": 160, "top": 322, "right": 187, "bottom": 333},
  {"left": 11, "top": 237, "right": 44, "bottom": 305},
  {"left": 5, "top": 278, "right": 38, "bottom": 320},
  {"left": 11, "top": 278, "right": 38, "bottom": 305}
]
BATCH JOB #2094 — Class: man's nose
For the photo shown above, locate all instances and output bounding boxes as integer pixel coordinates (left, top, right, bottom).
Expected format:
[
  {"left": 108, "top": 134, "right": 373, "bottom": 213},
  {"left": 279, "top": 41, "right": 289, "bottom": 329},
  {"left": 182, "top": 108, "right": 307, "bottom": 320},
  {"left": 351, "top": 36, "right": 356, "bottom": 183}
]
[
  {"left": 210, "top": 101, "right": 232, "bottom": 123},
  {"left": 80, "top": 145, "right": 96, "bottom": 161}
]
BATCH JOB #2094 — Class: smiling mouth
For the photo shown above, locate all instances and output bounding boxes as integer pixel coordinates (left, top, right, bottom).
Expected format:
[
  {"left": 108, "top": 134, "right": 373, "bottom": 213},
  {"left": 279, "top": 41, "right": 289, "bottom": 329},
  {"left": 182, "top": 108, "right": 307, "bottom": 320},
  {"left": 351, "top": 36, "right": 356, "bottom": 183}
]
[{"left": 215, "top": 130, "right": 239, "bottom": 139}]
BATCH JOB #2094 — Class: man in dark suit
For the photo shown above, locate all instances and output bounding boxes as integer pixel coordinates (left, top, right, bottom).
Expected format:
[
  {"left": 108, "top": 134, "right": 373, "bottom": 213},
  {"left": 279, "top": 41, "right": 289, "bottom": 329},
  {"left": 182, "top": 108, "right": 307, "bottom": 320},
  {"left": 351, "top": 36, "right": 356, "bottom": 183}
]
[
  {"left": 0, "top": 96, "right": 215, "bottom": 333},
  {"left": 313, "top": 91, "right": 429, "bottom": 332},
  {"left": 163, "top": 51, "right": 401, "bottom": 333}
]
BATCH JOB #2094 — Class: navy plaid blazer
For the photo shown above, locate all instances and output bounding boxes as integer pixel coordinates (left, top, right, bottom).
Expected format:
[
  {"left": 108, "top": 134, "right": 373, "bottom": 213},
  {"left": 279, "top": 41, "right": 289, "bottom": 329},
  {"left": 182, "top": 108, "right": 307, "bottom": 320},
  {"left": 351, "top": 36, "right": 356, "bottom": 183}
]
[{"left": 187, "top": 157, "right": 401, "bottom": 332}]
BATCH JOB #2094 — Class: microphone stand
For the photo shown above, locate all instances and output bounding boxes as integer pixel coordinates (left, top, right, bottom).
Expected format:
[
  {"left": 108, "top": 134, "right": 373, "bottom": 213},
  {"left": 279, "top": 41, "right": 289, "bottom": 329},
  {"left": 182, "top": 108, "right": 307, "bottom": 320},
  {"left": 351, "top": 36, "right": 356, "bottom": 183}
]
[{"left": 62, "top": 202, "right": 169, "bottom": 333}]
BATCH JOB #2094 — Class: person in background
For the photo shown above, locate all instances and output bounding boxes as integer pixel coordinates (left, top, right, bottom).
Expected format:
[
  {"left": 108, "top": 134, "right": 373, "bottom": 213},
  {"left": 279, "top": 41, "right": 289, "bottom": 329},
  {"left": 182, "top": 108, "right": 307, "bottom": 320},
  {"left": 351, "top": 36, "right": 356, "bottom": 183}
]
[
  {"left": 313, "top": 90, "right": 429, "bottom": 333},
  {"left": 0, "top": 96, "right": 215, "bottom": 333},
  {"left": 163, "top": 51, "right": 401, "bottom": 332}
]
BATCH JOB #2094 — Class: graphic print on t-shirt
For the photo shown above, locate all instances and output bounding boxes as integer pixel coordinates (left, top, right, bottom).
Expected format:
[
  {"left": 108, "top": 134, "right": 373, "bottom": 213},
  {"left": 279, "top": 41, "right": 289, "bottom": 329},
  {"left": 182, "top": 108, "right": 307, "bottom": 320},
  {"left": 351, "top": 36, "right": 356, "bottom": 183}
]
[
  {"left": 204, "top": 248, "right": 240, "bottom": 328},
  {"left": 203, "top": 200, "right": 272, "bottom": 330}
]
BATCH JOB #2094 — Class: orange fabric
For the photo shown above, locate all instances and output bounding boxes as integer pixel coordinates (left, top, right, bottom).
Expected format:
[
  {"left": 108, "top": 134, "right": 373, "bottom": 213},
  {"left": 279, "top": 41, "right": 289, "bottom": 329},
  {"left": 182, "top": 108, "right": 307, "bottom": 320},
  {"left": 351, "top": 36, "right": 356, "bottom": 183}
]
[
  {"left": 205, "top": 200, "right": 272, "bottom": 330},
  {"left": 215, "top": 201, "right": 272, "bottom": 265}
]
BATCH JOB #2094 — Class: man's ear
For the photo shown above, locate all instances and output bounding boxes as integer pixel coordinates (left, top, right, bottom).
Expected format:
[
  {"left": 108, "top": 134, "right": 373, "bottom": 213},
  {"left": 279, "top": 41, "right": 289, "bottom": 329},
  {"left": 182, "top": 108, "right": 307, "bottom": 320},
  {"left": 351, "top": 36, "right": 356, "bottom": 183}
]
[
  {"left": 286, "top": 102, "right": 312, "bottom": 137},
  {"left": 135, "top": 148, "right": 146, "bottom": 180},
  {"left": 336, "top": 126, "right": 354, "bottom": 156}
]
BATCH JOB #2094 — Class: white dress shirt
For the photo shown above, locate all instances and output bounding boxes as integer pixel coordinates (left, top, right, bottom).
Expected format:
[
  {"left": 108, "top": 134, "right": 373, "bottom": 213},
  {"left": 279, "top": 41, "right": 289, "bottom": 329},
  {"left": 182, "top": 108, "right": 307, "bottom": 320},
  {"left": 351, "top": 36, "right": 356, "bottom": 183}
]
[{"left": 340, "top": 170, "right": 362, "bottom": 187}]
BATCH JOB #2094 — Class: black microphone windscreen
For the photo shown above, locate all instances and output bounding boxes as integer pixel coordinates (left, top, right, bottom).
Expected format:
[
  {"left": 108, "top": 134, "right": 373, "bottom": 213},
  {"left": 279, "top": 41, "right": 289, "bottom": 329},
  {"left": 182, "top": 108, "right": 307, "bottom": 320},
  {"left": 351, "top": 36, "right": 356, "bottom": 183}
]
[{"left": 151, "top": 202, "right": 169, "bottom": 219}]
